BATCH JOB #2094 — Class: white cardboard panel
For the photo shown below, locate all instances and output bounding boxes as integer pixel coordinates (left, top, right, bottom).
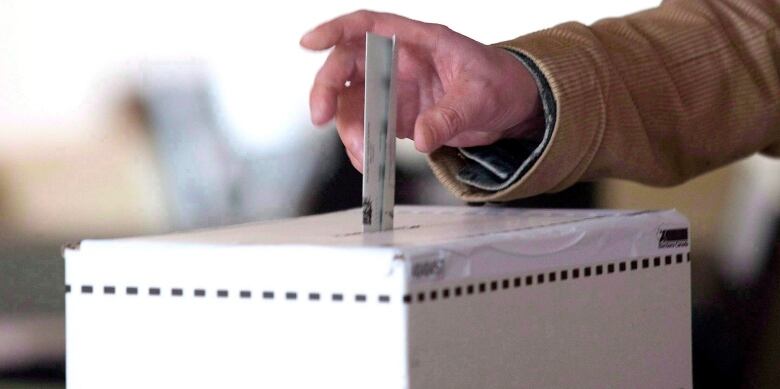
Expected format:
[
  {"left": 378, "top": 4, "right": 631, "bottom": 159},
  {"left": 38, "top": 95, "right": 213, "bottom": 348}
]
[{"left": 65, "top": 206, "right": 692, "bottom": 388}]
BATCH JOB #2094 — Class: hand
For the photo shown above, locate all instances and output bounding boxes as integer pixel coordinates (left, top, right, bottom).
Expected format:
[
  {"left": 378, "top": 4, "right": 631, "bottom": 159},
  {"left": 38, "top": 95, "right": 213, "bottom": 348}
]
[{"left": 301, "top": 11, "right": 543, "bottom": 172}]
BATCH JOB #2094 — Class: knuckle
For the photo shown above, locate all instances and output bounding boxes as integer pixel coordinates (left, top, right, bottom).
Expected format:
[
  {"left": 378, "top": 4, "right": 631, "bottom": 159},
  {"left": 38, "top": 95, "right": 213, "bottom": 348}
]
[
  {"left": 314, "top": 73, "right": 337, "bottom": 91},
  {"left": 427, "top": 23, "right": 452, "bottom": 36},
  {"left": 436, "top": 106, "right": 464, "bottom": 136},
  {"left": 349, "top": 9, "right": 379, "bottom": 32},
  {"left": 352, "top": 9, "right": 374, "bottom": 21}
]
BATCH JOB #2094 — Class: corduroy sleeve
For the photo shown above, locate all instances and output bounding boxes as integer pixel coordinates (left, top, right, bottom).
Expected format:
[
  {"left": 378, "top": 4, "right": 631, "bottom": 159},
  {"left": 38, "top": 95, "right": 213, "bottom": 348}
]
[{"left": 428, "top": 0, "right": 780, "bottom": 202}]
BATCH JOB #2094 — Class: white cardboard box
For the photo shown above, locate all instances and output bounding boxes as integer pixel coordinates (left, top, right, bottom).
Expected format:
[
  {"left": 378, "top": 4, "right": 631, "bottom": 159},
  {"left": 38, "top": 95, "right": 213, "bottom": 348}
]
[{"left": 64, "top": 206, "right": 692, "bottom": 388}]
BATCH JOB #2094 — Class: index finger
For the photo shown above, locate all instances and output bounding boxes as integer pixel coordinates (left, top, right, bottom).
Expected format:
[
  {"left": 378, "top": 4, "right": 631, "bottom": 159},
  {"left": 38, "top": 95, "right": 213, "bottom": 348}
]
[{"left": 300, "top": 10, "right": 430, "bottom": 50}]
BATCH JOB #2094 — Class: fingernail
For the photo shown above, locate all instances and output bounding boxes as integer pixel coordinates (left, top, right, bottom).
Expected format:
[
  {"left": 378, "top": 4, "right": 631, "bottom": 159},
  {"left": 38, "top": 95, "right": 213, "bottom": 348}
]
[
  {"left": 311, "top": 105, "right": 323, "bottom": 125},
  {"left": 345, "top": 144, "right": 363, "bottom": 173},
  {"left": 354, "top": 137, "right": 364, "bottom": 153},
  {"left": 300, "top": 31, "right": 313, "bottom": 46},
  {"left": 418, "top": 122, "right": 436, "bottom": 152},
  {"left": 355, "top": 140, "right": 364, "bottom": 162}
]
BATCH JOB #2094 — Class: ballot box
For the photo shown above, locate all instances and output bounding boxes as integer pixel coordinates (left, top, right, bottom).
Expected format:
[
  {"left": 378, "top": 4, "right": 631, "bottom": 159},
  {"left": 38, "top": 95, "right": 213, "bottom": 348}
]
[{"left": 64, "top": 206, "right": 692, "bottom": 388}]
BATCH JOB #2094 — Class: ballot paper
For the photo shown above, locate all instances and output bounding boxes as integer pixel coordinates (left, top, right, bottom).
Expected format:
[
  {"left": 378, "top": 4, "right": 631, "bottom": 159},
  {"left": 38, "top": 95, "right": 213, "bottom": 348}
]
[{"left": 362, "top": 33, "right": 397, "bottom": 233}]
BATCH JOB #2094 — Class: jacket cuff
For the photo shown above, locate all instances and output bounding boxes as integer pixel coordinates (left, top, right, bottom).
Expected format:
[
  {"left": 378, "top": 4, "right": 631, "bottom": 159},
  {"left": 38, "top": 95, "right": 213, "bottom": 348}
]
[
  {"left": 454, "top": 49, "right": 556, "bottom": 191},
  {"left": 428, "top": 25, "right": 605, "bottom": 202}
]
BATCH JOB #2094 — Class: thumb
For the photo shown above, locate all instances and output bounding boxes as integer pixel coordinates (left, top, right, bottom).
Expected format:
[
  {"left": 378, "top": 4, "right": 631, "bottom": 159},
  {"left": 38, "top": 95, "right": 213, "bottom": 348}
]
[{"left": 413, "top": 86, "right": 475, "bottom": 153}]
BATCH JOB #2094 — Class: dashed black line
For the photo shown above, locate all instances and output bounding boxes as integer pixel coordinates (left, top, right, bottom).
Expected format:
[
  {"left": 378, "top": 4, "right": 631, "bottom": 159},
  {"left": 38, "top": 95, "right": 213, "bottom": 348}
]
[{"left": 66, "top": 252, "right": 690, "bottom": 305}]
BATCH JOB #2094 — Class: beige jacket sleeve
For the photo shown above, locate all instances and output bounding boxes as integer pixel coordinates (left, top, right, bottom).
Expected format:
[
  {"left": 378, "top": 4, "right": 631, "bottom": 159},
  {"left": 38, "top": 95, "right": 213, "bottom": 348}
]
[{"left": 428, "top": 0, "right": 780, "bottom": 202}]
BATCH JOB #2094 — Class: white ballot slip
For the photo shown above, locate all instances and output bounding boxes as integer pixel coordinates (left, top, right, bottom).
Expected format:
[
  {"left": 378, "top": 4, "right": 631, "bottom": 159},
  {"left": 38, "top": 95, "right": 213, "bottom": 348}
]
[
  {"left": 362, "top": 33, "right": 397, "bottom": 232},
  {"left": 65, "top": 206, "right": 692, "bottom": 388}
]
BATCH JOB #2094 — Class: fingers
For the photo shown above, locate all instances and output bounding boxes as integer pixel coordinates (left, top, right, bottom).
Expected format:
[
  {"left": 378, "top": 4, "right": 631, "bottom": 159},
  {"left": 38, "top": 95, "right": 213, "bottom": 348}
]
[
  {"left": 394, "top": 83, "right": 420, "bottom": 139},
  {"left": 301, "top": 11, "right": 374, "bottom": 50},
  {"left": 309, "top": 44, "right": 365, "bottom": 125},
  {"left": 413, "top": 84, "right": 477, "bottom": 153},
  {"left": 300, "top": 10, "right": 431, "bottom": 51},
  {"left": 335, "top": 83, "right": 365, "bottom": 172}
]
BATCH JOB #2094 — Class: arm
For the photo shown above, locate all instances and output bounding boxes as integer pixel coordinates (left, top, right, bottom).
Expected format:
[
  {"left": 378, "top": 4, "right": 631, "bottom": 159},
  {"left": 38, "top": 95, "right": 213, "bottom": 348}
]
[{"left": 430, "top": 0, "right": 780, "bottom": 201}]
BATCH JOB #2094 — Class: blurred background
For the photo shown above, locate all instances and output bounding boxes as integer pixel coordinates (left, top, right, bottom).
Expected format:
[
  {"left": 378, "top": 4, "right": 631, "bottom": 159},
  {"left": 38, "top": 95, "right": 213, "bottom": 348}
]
[{"left": 0, "top": 1, "right": 778, "bottom": 388}]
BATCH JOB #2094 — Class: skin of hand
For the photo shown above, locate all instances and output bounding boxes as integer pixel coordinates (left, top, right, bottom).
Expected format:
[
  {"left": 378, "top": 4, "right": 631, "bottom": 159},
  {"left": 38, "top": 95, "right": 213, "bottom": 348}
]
[{"left": 301, "top": 10, "right": 543, "bottom": 172}]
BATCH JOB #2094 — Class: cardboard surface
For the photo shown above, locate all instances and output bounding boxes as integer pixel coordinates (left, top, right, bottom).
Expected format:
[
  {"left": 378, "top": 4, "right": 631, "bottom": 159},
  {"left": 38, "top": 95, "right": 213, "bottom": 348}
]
[{"left": 65, "top": 206, "right": 692, "bottom": 388}]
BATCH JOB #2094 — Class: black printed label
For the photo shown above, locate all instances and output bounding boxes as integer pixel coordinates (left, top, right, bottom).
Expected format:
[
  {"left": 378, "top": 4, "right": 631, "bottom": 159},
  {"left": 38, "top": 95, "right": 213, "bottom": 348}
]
[{"left": 659, "top": 228, "right": 689, "bottom": 248}]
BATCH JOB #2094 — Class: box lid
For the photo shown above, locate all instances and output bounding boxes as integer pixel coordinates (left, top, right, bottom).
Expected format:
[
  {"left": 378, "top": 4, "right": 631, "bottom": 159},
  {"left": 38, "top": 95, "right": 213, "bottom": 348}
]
[
  {"left": 65, "top": 206, "right": 688, "bottom": 291},
  {"left": 73, "top": 206, "right": 683, "bottom": 248}
]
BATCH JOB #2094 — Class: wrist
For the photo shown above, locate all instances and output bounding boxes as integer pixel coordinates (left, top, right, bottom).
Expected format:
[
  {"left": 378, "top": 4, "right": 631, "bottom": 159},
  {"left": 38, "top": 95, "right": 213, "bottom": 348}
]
[{"left": 494, "top": 47, "right": 544, "bottom": 141}]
